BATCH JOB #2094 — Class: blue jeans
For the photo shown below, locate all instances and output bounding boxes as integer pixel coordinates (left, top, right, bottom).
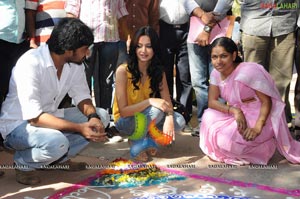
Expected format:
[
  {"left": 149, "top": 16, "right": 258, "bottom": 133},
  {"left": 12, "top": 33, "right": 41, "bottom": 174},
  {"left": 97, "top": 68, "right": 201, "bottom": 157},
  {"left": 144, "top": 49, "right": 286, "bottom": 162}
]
[
  {"left": 4, "top": 107, "right": 109, "bottom": 171},
  {"left": 115, "top": 106, "right": 185, "bottom": 157},
  {"left": 187, "top": 43, "right": 213, "bottom": 122},
  {"left": 115, "top": 106, "right": 185, "bottom": 136}
]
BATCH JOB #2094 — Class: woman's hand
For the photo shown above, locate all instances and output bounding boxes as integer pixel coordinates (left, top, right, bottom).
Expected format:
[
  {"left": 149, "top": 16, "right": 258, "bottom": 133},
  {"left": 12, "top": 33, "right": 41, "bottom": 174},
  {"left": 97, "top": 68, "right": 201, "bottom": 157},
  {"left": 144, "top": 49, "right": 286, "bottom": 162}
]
[
  {"left": 149, "top": 98, "right": 172, "bottom": 112},
  {"left": 242, "top": 127, "right": 261, "bottom": 141},
  {"left": 232, "top": 107, "right": 247, "bottom": 134},
  {"left": 163, "top": 115, "right": 175, "bottom": 142}
]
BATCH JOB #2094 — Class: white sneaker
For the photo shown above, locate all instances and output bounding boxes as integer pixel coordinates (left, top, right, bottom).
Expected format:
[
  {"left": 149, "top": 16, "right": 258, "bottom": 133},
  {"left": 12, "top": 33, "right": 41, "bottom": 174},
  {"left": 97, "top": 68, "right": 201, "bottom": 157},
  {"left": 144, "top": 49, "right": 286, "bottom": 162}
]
[
  {"left": 182, "top": 123, "right": 193, "bottom": 132},
  {"left": 191, "top": 126, "right": 199, "bottom": 137},
  {"left": 105, "top": 126, "right": 123, "bottom": 144},
  {"left": 107, "top": 135, "right": 123, "bottom": 144}
]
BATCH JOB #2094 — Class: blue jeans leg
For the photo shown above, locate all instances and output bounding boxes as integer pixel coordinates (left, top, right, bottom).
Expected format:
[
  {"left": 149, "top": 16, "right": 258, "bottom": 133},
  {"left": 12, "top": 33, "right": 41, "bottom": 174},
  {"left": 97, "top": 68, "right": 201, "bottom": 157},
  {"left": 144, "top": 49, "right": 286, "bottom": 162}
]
[
  {"left": 115, "top": 106, "right": 185, "bottom": 157},
  {"left": 187, "top": 43, "right": 213, "bottom": 122},
  {"left": 59, "top": 107, "right": 109, "bottom": 161},
  {"left": 115, "top": 106, "right": 185, "bottom": 136},
  {"left": 5, "top": 123, "right": 70, "bottom": 171},
  {"left": 4, "top": 107, "right": 109, "bottom": 170}
]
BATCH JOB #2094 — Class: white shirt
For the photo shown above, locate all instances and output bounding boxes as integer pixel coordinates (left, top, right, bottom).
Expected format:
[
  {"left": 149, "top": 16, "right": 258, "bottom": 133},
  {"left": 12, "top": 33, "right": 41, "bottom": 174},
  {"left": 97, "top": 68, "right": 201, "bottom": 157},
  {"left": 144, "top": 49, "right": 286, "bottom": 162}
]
[
  {"left": 159, "top": 0, "right": 189, "bottom": 25},
  {"left": 0, "top": 45, "right": 91, "bottom": 138}
]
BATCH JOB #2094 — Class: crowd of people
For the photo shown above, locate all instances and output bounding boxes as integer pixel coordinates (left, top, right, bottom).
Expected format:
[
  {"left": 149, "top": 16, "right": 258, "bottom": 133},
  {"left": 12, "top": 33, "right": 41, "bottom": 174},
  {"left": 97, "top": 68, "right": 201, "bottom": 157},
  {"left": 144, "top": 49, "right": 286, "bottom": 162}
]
[{"left": 0, "top": 0, "right": 299, "bottom": 185}]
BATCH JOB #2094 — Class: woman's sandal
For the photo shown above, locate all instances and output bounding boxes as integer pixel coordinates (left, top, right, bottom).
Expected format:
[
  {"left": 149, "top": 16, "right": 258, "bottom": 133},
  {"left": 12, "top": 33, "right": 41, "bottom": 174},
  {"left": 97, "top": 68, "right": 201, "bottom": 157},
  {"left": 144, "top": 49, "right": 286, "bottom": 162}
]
[
  {"left": 129, "top": 137, "right": 158, "bottom": 162},
  {"left": 134, "top": 150, "right": 148, "bottom": 162},
  {"left": 147, "top": 147, "right": 158, "bottom": 156},
  {"left": 129, "top": 139, "right": 148, "bottom": 162}
]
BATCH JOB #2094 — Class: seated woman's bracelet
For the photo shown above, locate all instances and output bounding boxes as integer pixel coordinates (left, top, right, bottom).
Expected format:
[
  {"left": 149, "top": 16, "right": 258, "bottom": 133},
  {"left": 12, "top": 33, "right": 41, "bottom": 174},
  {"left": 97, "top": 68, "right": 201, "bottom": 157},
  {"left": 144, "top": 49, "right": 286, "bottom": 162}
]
[
  {"left": 227, "top": 105, "right": 232, "bottom": 114},
  {"left": 166, "top": 110, "right": 174, "bottom": 116}
]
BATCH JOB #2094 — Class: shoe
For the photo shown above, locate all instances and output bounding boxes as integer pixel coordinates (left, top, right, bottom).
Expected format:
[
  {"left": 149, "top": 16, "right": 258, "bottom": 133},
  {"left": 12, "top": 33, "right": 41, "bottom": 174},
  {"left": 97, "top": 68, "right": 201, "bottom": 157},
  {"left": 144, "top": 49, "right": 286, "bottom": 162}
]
[
  {"left": 106, "top": 126, "right": 123, "bottom": 143},
  {"left": 53, "top": 160, "right": 87, "bottom": 171},
  {"left": 0, "top": 134, "right": 4, "bottom": 151},
  {"left": 288, "top": 122, "right": 294, "bottom": 132},
  {"left": 0, "top": 171, "right": 4, "bottom": 177},
  {"left": 15, "top": 169, "right": 40, "bottom": 185},
  {"left": 191, "top": 126, "right": 199, "bottom": 137},
  {"left": 294, "top": 126, "right": 300, "bottom": 141},
  {"left": 182, "top": 123, "right": 193, "bottom": 132}
]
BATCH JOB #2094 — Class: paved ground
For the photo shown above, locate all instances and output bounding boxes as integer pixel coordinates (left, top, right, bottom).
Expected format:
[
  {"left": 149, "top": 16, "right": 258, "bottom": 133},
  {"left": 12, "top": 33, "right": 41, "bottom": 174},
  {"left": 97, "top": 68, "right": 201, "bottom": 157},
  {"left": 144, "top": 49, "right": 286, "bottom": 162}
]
[{"left": 0, "top": 74, "right": 300, "bottom": 199}]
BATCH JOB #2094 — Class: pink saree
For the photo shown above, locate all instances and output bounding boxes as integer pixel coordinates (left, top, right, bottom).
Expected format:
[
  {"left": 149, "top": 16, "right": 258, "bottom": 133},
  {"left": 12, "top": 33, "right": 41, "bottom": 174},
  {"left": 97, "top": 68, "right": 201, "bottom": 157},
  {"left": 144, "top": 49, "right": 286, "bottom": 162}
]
[{"left": 200, "top": 62, "right": 300, "bottom": 165}]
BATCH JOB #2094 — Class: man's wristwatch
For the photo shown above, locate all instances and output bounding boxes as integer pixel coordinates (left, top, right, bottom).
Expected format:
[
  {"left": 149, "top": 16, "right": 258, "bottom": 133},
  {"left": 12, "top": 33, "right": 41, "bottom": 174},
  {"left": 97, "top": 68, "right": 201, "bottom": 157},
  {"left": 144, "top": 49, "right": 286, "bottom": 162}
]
[
  {"left": 87, "top": 113, "right": 101, "bottom": 121},
  {"left": 203, "top": 25, "right": 212, "bottom": 33}
]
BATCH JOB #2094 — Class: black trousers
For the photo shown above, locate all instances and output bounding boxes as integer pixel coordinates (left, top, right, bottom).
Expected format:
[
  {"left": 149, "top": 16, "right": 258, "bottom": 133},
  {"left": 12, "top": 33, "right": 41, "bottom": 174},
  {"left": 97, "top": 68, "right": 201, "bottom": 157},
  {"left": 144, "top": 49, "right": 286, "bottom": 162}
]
[
  {"left": 159, "top": 20, "right": 193, "bottom": 118},
  {"left": 0, "top": 39, "right": 29, "bottom": 110},
  {"left": 294, "top": 28, "right": 300, "bottom": 111},
  {"left": 85, "top": 42, "right": 120, "bottom": 112}
]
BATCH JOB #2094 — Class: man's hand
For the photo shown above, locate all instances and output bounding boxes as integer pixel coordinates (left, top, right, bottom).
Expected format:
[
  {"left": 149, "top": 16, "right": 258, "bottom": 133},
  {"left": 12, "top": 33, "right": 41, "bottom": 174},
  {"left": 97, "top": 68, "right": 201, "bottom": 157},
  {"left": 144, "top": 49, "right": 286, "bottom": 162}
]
[
  {"left": 195, "top": 31, "right": 210, "bottom": 46},
  {"left": 201, "top": 12, "right": 219, "bottom": 27},
  {"left": 80, "top": 118, "right": 107, "bottom": 142}
]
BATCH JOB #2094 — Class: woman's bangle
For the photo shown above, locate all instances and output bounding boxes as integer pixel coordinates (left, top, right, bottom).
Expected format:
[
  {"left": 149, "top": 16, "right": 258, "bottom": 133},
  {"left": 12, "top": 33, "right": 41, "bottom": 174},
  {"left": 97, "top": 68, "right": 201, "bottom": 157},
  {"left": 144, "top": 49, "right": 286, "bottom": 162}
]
[{"left": 227, "top": 105, "right": 232, "bottom": 114}]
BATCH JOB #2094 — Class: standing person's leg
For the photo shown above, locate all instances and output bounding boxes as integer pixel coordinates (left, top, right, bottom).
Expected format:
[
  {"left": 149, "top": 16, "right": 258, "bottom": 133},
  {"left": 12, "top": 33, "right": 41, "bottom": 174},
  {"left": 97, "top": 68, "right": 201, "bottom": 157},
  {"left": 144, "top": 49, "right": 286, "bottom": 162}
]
[
  {"left": 187, "top": 43, "right": 212, "bottom": 131},
  {"left": 159, "top": 20, "right": 176, "bottom": 98},
  {"left": 269, "top": 33, "right": 295, "bottom": 99},
  {"left": 294, "top": 28, "right": 300, "bottom": 139},
  {"left": 294, "top": 29, "right": 300, "bottom": 109},
  {"left": 117, "top": 41, "right": 129, "bottom": 66},
  {"left": 0, "top": 40, "right": 29, "bottom": 110},
  {"left": 96, "top": 42, "right": 119, "bottom": 111},
  {"left": 176, "top": 30, "right": 193, "bottom": 120},
  {"left": 242, "top": 33, "right": 270, "bottom": 69},
  {"left": 269, "top": 33, "right": 295, "bottom": 124},
  {"left": 243, "top": 33, "right": 295, "bottom": 124},
  {"left": 90, "top": 43, "right": 102, "bottom": 107},
  {"left": 0, "top": 40, "right": 29, "bottom": 178}
]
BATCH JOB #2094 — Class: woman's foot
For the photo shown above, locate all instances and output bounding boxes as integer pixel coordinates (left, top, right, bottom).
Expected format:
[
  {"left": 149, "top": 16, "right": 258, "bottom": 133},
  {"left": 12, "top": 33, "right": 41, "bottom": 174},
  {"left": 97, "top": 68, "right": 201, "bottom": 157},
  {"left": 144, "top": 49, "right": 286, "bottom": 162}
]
[
  {"left": 134, "top": 150, "right": 148, "bottom": 162},
  {"left": 147, "top": 147, "right": 158, "bottom": 156}
]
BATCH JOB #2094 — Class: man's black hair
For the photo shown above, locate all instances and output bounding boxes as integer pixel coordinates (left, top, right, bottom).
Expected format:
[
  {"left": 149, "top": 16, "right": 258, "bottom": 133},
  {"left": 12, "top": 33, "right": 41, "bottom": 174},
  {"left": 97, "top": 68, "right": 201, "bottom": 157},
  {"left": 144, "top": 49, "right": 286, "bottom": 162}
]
[{"left": 47, "top": 18, "right": 94, "bottom": 54}]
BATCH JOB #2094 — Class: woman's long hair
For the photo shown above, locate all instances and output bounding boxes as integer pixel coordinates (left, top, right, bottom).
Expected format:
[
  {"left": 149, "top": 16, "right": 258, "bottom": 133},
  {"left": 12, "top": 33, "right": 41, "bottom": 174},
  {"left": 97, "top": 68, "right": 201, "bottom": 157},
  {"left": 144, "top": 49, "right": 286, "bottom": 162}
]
[
  {"left": 127, "top": 26, "right": 163, "bottom": 97},
  {"left": 209, "top": 37, "right": 243, "bottom": 63}
]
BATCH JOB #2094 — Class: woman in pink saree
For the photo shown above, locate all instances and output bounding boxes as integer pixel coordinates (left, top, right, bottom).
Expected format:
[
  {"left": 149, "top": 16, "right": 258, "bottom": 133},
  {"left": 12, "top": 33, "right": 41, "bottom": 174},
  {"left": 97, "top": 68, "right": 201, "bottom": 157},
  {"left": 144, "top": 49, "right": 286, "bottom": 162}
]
[{"left": 200, "top": 37, "right": 300, "bottom": 165}]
